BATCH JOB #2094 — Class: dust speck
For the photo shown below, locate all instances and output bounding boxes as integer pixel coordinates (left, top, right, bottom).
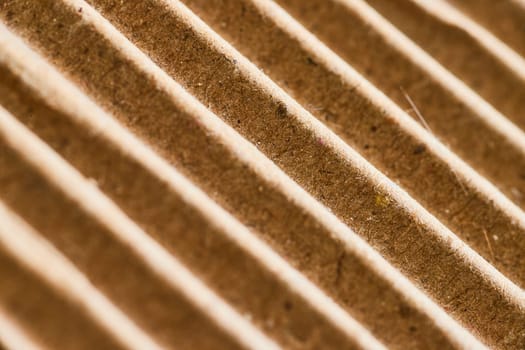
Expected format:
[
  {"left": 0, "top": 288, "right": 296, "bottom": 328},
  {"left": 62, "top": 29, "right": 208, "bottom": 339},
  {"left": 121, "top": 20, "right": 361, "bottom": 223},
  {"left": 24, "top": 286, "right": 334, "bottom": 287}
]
[
  {"left": 276, "top": 102, "right": 287, "bottom": 118},
  {"left": 375, "top": 194, "right": 390, "bottom": 207}
]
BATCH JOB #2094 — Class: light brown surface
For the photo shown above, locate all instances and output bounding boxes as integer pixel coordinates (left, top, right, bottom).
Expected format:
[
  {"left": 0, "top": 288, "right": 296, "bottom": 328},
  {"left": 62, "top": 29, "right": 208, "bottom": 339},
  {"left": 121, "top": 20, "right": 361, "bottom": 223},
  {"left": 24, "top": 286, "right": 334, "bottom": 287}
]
[
  {"left": 0, "top": 0, "right": 524, "bottom": 349},
  {"left": 446, "top": 0, "right": 525, "bottom": 57}
]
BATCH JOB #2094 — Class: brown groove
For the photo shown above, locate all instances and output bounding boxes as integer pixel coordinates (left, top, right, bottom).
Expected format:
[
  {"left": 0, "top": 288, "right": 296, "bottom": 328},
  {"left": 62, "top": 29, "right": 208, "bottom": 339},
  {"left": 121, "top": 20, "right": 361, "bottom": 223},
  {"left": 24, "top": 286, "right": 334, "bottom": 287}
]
[
  {"left": 0, "top": 201, "right": 164, "bottom": 350},
  {"left": 52, "top": 1, "right": 525, "bottom": 347},
  {"left": 268, "top": 0, "right": 525, "bottom": 213},
  {"left": 0, "top": 13, "right": 476, "bottom": 350},
  {"left": 2, "top": 3, "right": 523, "bottom": 344},
  {"left": 446, "top": 0, "right": 525, "bottom": 58},
  {"left": 180, "top": 0, "right": 525, "bottom": 291},
  {"left": 0, "top": 311, "right": 41, "bottom": 350},
  {"left": 0, "top": 249, "right": 121, "bottom": 350},
  {"left": 0, "top": 113, "right": 254, "bottom": 350},
  {"left": 362, "top": 0, "right": 525, "bottom": 132},
  {"left": 0, "top": 33, "right": 382, "bottom": 350},
  {"left": 0, "top": 0, "right": 522, "bottom": 348},
  {"left": 0, "top": 218, "right": 125, "bottom": 350}
]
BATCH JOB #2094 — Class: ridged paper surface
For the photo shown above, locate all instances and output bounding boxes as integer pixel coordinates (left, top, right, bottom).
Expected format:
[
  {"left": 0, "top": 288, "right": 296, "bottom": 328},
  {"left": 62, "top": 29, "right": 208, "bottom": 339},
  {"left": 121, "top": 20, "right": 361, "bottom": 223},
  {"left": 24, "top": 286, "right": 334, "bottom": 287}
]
[{"left": 0, "top": 0, "right": 524, "bottom": 349}]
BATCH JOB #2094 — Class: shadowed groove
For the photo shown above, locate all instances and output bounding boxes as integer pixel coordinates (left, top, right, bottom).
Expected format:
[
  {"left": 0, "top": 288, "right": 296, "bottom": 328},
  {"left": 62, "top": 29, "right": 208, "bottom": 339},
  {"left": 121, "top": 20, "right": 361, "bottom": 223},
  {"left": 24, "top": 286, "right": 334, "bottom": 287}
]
[
  {"left": 0, "top": 0, "right": 524, "bottom": 348},
  {"left": 0, "top": 18, "right": 481, "bottom": 350}
]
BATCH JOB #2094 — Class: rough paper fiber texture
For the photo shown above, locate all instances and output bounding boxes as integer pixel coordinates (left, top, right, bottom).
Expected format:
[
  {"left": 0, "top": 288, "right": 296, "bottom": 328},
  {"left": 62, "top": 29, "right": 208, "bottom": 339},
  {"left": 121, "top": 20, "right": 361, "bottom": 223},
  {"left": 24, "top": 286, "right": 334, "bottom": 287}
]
[{"left": 0, "top": 0, "right": 524, "bottom": 349}]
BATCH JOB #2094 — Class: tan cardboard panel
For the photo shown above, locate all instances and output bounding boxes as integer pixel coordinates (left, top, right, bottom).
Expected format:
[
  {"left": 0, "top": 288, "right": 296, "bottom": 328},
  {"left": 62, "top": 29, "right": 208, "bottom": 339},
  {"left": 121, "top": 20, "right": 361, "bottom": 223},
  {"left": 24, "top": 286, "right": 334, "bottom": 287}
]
[{"left": 0, "top": 0, "right": 524, "bottom": 348}]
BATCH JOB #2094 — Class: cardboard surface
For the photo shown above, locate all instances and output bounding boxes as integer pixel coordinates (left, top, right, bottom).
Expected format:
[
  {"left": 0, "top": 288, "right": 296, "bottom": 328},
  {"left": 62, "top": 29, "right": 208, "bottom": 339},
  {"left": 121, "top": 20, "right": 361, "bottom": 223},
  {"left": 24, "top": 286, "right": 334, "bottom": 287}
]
[{"left": 0, "top": 0, "right": 524, "bottom": 349}]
